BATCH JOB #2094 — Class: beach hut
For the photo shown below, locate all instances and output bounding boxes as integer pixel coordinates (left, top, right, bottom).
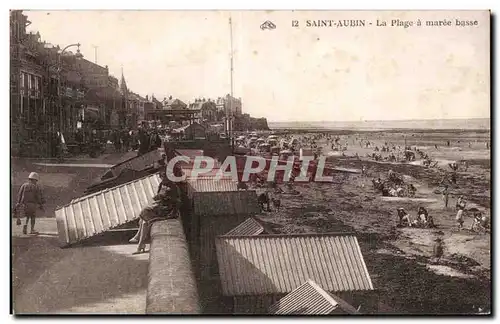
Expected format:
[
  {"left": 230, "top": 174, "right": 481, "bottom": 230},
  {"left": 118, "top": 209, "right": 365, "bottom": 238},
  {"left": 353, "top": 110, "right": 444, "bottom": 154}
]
[{"left": 215, "top": 233, "right": 375, "bottom": 314}]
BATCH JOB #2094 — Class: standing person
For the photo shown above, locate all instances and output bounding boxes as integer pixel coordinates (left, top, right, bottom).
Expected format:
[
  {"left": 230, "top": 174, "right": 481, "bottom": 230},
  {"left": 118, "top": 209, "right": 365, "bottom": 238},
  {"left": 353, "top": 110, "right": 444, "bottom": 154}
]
[
  {"left": 138, "top": 128, "right": 150, "bottom": 156},
  {"left": 113, "top": 129, "right": 121, "bottom": 152},
  {"left": 130, "top": 130, "right": 139, "bottom": 151},
  {"left": 442, "top": 185, "right": 449, "bottom": 208},
  {"left": 16, "top": 172, "right": 45, "bottom": 235},
  {"left": 122, "top": 128, "right": 130, "bottom": 152},
  {"left": 463, "top": 160, "right": 469, "bottom": 172},
  {"left": 455, "top": 196, "right": 467, "bottom": 230},
  {"left": 154, "top": 130, "right": 162, "bottom": 149},
  {"left": 49, "top": 129, "right": 60, "bottom": 158},
  {"left": 433, "top": 238, "right": 444, "bottom": 260}
]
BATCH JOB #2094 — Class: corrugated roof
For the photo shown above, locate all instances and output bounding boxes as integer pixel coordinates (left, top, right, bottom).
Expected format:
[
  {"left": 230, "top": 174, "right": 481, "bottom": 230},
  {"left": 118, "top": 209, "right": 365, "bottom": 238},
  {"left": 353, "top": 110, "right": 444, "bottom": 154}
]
[
  {"left": 216, "top": 233, "right": 373, "bottom": 296},
  {"left": 269, "top": 280, "right": 339, "bottom": 315},
  {"left": 224, "top": 218, "right": 265, "bottom": 236},
  {"left": 187, "top": 176, "right": 239, "bottom": 193},
  {"left": 103, "top": 149, "right": 162, "bottom": 180},
  {"left": 56, "top": 174, "right": 161, "bottom": 246},
  {"left": 269, "top": 280, "right": 360, "bottom": 315}
]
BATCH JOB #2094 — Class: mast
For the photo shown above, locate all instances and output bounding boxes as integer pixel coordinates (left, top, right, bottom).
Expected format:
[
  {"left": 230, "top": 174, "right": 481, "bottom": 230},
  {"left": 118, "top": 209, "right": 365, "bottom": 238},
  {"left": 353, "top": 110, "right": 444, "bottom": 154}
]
[
  {"left": 229, "top": 16, "right": 234, "bottom": 146},
  {"left": 92, "top": 45, "right": 98, "bottom": 63},
  {"left": 230, "top": 16, "right": 234, "bottom": 99}
]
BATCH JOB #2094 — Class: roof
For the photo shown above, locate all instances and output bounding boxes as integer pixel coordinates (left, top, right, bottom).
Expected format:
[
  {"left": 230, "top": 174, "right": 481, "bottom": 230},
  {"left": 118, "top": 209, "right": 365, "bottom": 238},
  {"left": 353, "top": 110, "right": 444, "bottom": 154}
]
[
  {"left": 269, "top": 280, "right": 360, "bottom": 315},
  {"left": 268, "top": 280, "right": 339, "bottom": 315},
  {"left": 189, "top": 101, "right": 204, "bottom": 110},
  {"left": 216, "top": 233, "right": 373, "bottom": 296},
  {"left": 163, "top": 98, "right": 186, "bottom": 107},
  {"left": 224, "top": 218, "right": 265, "bottom": 236},
  {"left": 187, "top": 176, "right": 239, "bottom": 193},
  {"left": 56, "top": 173, "right": 161, "bottom": 246},
  {"left": 103, "top": 149, "right": 162, "bottom": 180}
]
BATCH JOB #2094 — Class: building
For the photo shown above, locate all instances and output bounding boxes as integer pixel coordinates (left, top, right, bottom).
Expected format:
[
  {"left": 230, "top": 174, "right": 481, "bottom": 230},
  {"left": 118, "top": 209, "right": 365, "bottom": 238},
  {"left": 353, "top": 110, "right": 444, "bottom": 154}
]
[
  {"left": 215, "top": 232, "right": 375, "bottom": 314},
  {"left": 163, "top": 96, "right": 187, "bottom": 110},
  {"left": 10, "top": 10, "right": 90, "bottom": 155},
  {"left": 133, "top": 93, "right": 147, "bottom": 123},
  {"left": 77, "top": 58, "right": 109, "bottom": 88},
  {"left": 144, "top": 96, "right": 199, "bottom": 124},
  {"left": 10, "top": 10, "right": 129, "bottom": 156},
  {"left": 216, "top": 95, "right": 242, "bottom": 116},
  {"left": 108, "top": 75, "right": 120, "bottom": 127},
  {"left": 181, "top": 173, "right": 261, "bottom": 313},
  {"left": 11, "top": 11, "right": 46, "bottom": 154},
  {"left": 144, "top": 95, "right": 166, "bottom": 122},
  {"left": 127, "top": 92, "right": 147, "bottom": 126}
]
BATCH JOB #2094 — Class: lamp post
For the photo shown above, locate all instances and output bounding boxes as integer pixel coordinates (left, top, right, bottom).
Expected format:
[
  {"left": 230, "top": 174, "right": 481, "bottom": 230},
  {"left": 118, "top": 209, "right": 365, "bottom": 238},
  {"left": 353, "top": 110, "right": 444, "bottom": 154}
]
[{"left": 57, "top": 43, "right": 83, "bottom": 133}]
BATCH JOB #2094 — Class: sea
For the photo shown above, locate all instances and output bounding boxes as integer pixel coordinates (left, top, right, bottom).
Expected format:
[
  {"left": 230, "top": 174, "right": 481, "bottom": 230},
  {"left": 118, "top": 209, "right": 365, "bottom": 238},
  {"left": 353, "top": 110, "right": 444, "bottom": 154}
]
[{"left": 268, "top": 118, "right": 490, "bottom": 131}]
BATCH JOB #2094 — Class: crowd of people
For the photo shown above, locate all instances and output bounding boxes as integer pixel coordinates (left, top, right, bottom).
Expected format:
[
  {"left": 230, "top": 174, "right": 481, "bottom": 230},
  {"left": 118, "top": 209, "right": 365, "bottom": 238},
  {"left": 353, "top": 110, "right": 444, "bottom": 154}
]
[{"left": 110, "top": 127, "right": 162, "bottom": 156}]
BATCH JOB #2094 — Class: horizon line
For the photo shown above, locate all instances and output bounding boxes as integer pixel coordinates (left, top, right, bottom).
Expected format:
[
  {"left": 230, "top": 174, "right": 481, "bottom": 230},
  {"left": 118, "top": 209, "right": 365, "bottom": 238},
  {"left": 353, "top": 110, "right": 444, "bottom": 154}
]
[{"left": 268, "top": 117, "right": 490, "bottom": 123}]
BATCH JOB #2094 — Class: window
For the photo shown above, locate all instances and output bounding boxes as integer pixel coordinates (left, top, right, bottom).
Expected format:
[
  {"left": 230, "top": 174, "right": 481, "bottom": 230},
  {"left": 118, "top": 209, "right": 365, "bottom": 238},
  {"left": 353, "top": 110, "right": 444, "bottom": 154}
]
[
  {"left": 19, "top": 72, "right": 25, "bottom": 97},
  {"left": 34, "top": 76, "right": 40, "bottom": 98}
]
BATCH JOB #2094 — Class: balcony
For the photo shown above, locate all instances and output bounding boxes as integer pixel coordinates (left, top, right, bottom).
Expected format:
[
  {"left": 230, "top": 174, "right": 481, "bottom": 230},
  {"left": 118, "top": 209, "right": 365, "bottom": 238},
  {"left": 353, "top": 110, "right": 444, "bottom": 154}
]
[{"left": 59, "top": 87, "right": 85, "bottom": 99}]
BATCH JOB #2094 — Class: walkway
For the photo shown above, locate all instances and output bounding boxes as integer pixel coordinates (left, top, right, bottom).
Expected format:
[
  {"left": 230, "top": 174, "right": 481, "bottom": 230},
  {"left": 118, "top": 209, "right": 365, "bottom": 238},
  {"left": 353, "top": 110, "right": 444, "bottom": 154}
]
[
  {"left": 12, "top": 151, "right": 149, "bottom": 314},
  {"left": 12, "top": 219, "right": 148, "bottom": 314}
]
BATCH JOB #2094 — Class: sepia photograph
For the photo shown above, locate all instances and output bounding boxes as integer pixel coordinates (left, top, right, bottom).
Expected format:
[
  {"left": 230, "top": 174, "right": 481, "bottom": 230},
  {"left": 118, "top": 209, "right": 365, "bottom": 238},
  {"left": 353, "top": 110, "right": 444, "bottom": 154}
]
[{"left": 10, "top": 8, "right": 491, "bottom": 315}]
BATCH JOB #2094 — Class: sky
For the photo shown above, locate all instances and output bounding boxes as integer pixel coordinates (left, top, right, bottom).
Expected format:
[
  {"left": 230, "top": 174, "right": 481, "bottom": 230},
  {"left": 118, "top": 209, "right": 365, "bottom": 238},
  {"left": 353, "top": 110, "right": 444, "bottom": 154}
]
[{"left": 25, "top": 10, "right": 490, "bottom": 122}]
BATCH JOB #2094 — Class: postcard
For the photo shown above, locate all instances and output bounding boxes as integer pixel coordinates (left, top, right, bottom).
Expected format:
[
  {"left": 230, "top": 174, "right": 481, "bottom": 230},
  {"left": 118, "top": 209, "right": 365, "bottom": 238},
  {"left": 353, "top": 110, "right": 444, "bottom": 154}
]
[{"left": 10, "top": 10, "right": 490, "bottom": 315}]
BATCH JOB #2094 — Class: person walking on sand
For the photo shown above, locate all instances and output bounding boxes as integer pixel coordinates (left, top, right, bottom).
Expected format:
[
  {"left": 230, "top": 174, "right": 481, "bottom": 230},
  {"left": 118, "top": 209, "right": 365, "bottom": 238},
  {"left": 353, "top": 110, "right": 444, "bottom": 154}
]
[
  {"left": 16, "top": 172, "right": 45, "bottom": 235},
  {"left": 433, "top": 238, "right": 444, "bottom": 260},
  {"left": 455, "top": 196, "right": 467, "bottom": 230},
  {"left": 442, "top": 185, "right": 449, "bottom": 208}
]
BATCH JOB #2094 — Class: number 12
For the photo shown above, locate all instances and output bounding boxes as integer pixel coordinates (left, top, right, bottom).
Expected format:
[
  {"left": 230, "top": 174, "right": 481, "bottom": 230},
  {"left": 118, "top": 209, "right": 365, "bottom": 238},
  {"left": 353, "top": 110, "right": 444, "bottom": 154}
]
[{"left": 292, "top": 20, "right": 299, "bottom": 27}]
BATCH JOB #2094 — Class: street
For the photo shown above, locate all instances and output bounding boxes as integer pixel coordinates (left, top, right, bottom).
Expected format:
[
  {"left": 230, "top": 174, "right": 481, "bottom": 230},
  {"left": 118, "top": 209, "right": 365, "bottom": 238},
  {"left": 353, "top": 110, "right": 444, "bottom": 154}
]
[{"left": 11, "top": 151, "right": 149, "bottom": 314}]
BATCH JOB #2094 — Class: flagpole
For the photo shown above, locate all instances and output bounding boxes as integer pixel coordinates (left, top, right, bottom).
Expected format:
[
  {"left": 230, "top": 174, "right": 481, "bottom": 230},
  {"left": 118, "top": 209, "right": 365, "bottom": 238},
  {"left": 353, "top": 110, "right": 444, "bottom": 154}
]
[
  {"left": 229, "top": 16, "right": 234, "bottom": 149},
  {"left": 230, "top": 17, "right": 234, "bottom": 99}
]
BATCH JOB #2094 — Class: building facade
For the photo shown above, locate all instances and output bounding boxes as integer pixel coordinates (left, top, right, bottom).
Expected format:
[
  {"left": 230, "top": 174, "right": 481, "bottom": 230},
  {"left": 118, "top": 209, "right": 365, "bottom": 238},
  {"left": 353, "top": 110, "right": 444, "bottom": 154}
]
[
  {"left": 10, "top": 10, "right": 78, "bottom": 155},
  {"left": 216, "top": 95, "right": 242, "bottom": 116},
  {"left": 10, "top": 10, "right": 128, "bottom": 156}
]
